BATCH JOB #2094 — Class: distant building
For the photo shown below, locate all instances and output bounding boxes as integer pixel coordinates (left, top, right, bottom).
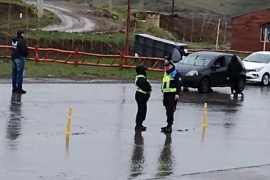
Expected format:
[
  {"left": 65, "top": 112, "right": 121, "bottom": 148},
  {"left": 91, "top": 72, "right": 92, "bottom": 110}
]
[
  {"left": 132, "top": 10, "right": 160, "bottom": 28},
  {"left": 231, "top": 8, "right": 270, "bottom": 52}
]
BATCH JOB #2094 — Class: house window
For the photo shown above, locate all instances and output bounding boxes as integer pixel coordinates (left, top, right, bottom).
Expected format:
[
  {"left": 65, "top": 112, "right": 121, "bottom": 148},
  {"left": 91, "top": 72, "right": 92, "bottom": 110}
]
[{"left": 261, "top": 26, "right": 270, "bottom": 42}]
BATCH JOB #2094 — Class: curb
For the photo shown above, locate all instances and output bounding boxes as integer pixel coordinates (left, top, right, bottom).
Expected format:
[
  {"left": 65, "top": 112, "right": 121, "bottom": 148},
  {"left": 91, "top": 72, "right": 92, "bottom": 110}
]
[{"left": 0, "top": 78, "right": 161, "bottom": 84}]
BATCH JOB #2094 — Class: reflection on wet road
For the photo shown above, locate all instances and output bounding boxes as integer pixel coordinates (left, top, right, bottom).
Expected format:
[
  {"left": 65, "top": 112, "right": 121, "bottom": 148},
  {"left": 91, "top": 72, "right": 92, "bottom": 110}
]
[
  {"left": 129, "top": 131, "right": 144, "bottom": 179},
  {"left": 6, "top": 93, "right": 23, "bottom": 150},
  {"left": 0, "top": 84, "right": 270, "bottom": 180},
  {"left": 156, "top": 133, "right": 173, "bottom": 178}
]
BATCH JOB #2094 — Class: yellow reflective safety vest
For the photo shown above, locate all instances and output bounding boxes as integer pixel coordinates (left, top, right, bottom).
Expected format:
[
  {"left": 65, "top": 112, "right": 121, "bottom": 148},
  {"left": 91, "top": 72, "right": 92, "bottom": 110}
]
[
  {"left": 135, "top": 75, "right": 150, "bottom": 94},
  {"left": 161, "top": 70, "right": 177, "bottom": 93}
]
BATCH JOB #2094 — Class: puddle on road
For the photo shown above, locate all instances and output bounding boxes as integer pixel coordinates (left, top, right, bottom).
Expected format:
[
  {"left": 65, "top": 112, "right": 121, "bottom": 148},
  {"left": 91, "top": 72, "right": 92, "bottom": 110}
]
[{"left": 6, "top": 93, "right": 23, "bottom": 150}]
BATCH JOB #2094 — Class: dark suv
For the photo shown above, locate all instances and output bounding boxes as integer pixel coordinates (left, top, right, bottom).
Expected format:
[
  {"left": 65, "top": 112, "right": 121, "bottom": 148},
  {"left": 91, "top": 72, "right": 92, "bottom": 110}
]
[{"left": 174, "top": 51, "right": 246, "bottom": 93}]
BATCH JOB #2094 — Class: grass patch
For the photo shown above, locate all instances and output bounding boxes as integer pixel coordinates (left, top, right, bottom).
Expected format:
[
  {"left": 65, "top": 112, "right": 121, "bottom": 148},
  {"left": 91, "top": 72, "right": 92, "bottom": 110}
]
[
  {"left": 106, "top": 0, "right": 270, "bottom": 15},
  {"left": 29, "top": 29, "right": 217, "bottom": 51},
  {"left": 0, "top": 0, "right": 23, "bottom": 5},
  {"left": 0, "top": 0, "right": 218, "bottom": 51},
  {"left": 29, "top": 30, "right": 128, "bottom": 45},
  {"left": 0, "top": 60, "right": 163, "bottom": 80},
  {"left": 178, "top": 0, "right": 270, "bottom": 15},
  {"left": 187, "top": 42, "right": 216, "bottom": 49}
]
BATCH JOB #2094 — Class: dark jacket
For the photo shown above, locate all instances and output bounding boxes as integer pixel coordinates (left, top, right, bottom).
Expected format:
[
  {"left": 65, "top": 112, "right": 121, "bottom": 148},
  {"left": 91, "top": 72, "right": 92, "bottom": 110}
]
[
  {"left": 11, "top": 32, "right": 28, "bottom": 60},
  {"left": 227, "top": 55, "right": 243, "bottom": 79},
  {"left": 135, "top": 65, "right": 152, "bottom": 94},
  {"left": 179, "top": 49, "right": 189, "bottom": 59},
  {"left": 164, "top": 66, "right": 182, "bottom": 95},
  {"left": 166, "top": 48, "right": 188, "bottom": 61}
]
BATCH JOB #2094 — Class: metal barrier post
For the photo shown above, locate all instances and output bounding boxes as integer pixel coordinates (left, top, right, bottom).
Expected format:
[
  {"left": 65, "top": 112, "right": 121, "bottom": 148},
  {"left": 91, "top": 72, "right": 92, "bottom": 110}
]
[
  {"left": 34, "top": 45, "right": 39, "bottom": 64},
  {"left": 119, "top": 53, "right": 123, "bottom": 70},
  {"left": 5, "top": 46, "right": 9, "bottom": 58},
  {"left": 74, "top": 48, "right": 78, "bottom": 66},
  {"left": 163, "top": 57, "right": 166, "bottom": 72}
]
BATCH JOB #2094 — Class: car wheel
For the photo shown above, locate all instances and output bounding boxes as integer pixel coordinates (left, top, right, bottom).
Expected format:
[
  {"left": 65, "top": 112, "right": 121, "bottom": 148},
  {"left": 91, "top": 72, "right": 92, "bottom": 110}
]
[
  {"left": 261, "top": 74, "right": 269, "bottom": 86},
  {"left": 198, "top": 78, "right": 210, "bottom": 93},
  {"left": 236, "top": 77, "right": 246, "bottom": 93}
]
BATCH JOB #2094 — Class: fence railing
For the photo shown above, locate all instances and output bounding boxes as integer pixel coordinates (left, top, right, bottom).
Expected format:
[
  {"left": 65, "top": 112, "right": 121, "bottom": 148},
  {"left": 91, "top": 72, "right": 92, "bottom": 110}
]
[
  {"left": 0, "top": 45, "right": 252, "bottom": 72},
  {"left": 0, "top": 45, "right": 166, "bottom": 72}
]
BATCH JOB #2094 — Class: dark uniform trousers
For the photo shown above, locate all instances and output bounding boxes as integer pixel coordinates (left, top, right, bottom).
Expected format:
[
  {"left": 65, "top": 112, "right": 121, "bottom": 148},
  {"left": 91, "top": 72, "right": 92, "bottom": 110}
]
[
  {"left": 229, "top": 77, "right": 239, "bottom": 94},
  {"left": 163, "top": 93, "right": 177, "bottom": 126},
  {"left": 135, "top": 92, "right": 150, "bottom": 126}
]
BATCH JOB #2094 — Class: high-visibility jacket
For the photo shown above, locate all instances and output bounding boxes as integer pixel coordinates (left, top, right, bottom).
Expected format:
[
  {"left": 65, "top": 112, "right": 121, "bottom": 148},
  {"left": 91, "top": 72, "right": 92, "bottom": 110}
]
[
  {"left": 161, "top": 70, "right": 177, "bottom": 93},
  {"left": 135, "top": 75, "right": 151, "bottom": 94}
]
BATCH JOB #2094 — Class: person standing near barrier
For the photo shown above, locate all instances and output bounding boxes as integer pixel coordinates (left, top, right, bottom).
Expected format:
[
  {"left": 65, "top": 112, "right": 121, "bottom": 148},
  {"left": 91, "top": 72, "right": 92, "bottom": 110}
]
[
  {"left": 227, "top": 55, "right": 243, "bottom": 95},
  {"left": 161, "top": 60, "right": 182, "bottom": 133},
  {"left": 134, "top": 65, "right": 152, "bottom": 131},
  {"left": 11, "top": 29, "right": 28, "bottom": 94}
]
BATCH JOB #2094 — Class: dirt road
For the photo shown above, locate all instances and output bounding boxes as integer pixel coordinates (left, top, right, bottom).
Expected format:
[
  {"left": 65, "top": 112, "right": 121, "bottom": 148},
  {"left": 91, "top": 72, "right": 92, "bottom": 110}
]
[{"left": 24, "top": 0, "right": 96, "bottom": 32}]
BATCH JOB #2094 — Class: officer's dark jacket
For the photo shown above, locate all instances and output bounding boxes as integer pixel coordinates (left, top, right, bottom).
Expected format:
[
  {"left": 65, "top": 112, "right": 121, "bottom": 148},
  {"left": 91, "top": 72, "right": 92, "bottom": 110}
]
[
  {"left": 164, "top": 66, "right": 182, "bottom": 95},
  {"left": 12, "top": 35, "right": 28, "bottom": 60},
  {"left": 227, "top": 55, "right": 243, "bottom": 79},
  {"left": 136, "top": 65, "right": 152, "bottom": 93}
]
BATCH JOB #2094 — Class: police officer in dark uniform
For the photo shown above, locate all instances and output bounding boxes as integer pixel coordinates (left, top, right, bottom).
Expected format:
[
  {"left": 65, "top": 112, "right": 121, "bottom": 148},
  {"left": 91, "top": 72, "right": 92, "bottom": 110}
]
[
  {"left": 161, "top": 60, "right": 182, "bottom": 133},
  {"left": 135, "top": 65, "right": 152, "bottom": 131}
]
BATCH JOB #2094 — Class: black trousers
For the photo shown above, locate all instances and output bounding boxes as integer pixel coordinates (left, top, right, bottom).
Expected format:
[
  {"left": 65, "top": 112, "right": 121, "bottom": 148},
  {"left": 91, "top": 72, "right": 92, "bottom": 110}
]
[
  {"left": 229, "top": 77, "right": 239, "bottom": 94},
  {"left": 135, "top": 92, "right": 150, "bottom": 126},
  {"left": 163, "top": 93, "right": 177, "bottom": 126}
]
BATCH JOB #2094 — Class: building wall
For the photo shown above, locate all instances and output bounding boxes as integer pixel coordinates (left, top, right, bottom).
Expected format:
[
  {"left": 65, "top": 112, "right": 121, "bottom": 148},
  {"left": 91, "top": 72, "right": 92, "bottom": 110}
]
[
  {"left": 231, "top": 8, "right": 270, "bottom": 52},
  {"left": 132, "top": 11, "right": 160, "bottom": 28}
]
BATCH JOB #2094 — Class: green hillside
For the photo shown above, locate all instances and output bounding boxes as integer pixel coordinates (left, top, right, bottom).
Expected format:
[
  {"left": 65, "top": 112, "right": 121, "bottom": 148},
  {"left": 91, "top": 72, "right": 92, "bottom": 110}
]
[{"left": 88, "top": 0, "right": 270, "bottom": 15}]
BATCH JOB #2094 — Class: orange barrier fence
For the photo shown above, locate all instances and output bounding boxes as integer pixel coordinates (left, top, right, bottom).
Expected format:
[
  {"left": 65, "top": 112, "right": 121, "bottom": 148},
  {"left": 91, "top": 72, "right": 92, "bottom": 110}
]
[
  {"left": 0, "top": 45, "right": 252, "bottom": 71},
  {"left": 0, "top": 45, "right": 166, "bottom": 72}
]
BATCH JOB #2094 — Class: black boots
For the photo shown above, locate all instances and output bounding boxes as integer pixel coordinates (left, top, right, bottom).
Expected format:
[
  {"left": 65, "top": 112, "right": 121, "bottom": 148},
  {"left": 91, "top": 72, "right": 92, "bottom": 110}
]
[
  {"left": 135, "top": 125, "right": 147, "bottom": 131},
  {"left": 12, "top": 88, "right": 26, "bottom": 94},
  {"left": 17, "top": 89, "right": 27, "bottom": 94},
  {"left": 161, "top": 125, "right": 172, "bottom": 133},
  {"left": 134, "top": 125, "right": 172, "bottom": 132}
]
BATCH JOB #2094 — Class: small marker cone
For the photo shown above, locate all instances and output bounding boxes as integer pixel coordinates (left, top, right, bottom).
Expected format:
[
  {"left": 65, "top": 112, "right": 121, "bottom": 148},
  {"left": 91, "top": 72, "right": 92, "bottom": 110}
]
[
  {"left": 65, "top": 107, "right": 72, "bottom": 135},
  {"left": 201, "top": 103, "right": 208, "bottom": 127}
]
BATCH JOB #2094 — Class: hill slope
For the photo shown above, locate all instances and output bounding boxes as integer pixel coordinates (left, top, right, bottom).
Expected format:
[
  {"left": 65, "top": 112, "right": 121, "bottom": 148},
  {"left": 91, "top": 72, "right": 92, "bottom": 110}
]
[{"left": 86, "top": 0, "right": 270, "bottom": 16}]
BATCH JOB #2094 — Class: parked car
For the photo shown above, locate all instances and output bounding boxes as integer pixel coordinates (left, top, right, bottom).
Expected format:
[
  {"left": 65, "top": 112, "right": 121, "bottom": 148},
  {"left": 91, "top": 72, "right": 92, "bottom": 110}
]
[
  {"left": 174, "top": 51, "right": 246, "bottom": 93},
  {"left": 242, "top": 51, "right": 270, "bottom": 86}
]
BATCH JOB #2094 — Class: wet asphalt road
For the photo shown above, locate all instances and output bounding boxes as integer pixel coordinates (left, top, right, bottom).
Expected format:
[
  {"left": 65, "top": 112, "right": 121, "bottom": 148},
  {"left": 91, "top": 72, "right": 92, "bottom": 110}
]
[{"left": 1, "top": 84, "right": 270, "bottom": 180}]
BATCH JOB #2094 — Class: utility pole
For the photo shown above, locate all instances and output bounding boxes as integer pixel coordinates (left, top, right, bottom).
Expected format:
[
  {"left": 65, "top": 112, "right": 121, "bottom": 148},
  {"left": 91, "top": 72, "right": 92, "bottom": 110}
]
[
  {"left": 263, "top": 28, "right": 267, "bottom": 51},
  {"left": 215, "top": 19, "right": 221, "bottom": 50},
  {"left": 109, "top": 0, "right": 112, "bottom": 18},
  {"left": 171, "top": 0, "right": 175, "bottom": 15},
  {"left": 124, "top": 0, "right": 131, "bottom": 55},
  {"left": 37, "top": 0, "right": 44, "bottom": 18}
]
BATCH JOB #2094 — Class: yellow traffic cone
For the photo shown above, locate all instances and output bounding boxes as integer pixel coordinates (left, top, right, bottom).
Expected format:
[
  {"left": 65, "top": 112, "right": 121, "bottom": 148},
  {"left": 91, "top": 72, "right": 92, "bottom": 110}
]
[
  {"left": 201, "top": 103, "right": 208, "bottom": 127},
  {"left": 65, "top": 107, "right": 72, "bottom": 136}
]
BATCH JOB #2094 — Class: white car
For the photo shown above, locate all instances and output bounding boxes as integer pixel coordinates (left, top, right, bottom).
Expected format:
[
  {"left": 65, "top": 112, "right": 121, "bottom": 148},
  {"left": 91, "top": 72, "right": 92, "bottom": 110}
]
[{"left": 242, "top": 51, "right": 270, "bottom": 86}]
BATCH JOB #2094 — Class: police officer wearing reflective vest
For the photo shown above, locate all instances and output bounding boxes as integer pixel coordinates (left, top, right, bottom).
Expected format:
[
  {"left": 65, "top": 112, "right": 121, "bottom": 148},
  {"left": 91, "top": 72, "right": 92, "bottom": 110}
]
[
  {"left": 161, "top": 60, "right": 182, "bottom": 133},
  {"left": 134, "top": 65, "right": 152, "bottom": 131}
]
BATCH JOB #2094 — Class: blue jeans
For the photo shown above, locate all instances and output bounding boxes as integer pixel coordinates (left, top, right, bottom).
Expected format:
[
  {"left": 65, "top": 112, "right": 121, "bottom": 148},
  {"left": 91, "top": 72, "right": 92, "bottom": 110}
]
[{"left": 12, "top": 57, "right": 25, "bottom": 90}]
